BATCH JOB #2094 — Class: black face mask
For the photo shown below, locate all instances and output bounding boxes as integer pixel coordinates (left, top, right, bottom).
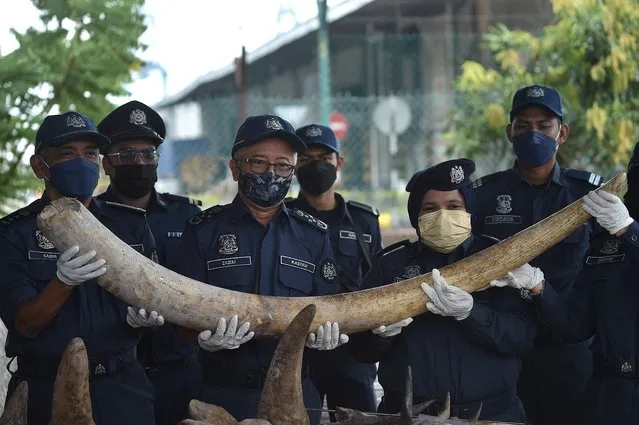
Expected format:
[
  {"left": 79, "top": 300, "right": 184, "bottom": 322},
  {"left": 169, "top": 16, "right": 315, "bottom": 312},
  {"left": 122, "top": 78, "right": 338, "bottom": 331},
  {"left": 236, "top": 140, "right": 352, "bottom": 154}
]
[
  {"left": 296, "top": 160, "right": 337, "bottom": 195},
  {"left": 238, "top": 169, "right": 292, "bottom": 207},
  {"left": 112, "top": 164, "right": 158, "bottom": 199}
]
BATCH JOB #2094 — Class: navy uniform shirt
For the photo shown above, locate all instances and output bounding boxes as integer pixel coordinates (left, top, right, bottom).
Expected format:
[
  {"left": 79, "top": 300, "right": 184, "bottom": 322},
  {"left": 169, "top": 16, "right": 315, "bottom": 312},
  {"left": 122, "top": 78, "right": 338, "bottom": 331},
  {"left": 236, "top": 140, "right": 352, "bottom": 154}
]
[
  {"left": 533, "top": 221, "right": 639, "bottom": 423},
  {"left": 97, "top": 188, "right": 202, "bottom": 364},
  {"left": 286, "top": 193, "right": 382, "bottom": 291},
  {"left": 172, "top": 195, "right": 340, "bottom": 373},
  {"left": 356, "top": 235, "right": 537, "bottom": 404},
  {"left": 472, "top": 163, "right": 602, "bottom": 296},
  {"left": 0, "top": 195, "right": 156, "bottom": 364}
]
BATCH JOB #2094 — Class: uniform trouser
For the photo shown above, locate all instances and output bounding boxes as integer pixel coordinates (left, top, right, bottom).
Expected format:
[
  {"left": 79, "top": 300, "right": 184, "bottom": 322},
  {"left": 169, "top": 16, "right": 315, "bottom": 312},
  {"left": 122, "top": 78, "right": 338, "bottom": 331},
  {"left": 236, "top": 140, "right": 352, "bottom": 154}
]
[
  {"left": 577, "top": 374, "right": 639, "bottom": 425},
  {"left": 517, "top": 340, "right": 592, "bottom": 425},
  {"left": 312, "top": 347, "right": 377, "bottom": 419},
  {"left": 145, "top": 357, "right": 203, "bottom": 425},
  {"left": 6, "top": 361, "right": 155, "bottom": 425},
  {"left": 198, "top": 377, "right": 322, "bottom": 424}
]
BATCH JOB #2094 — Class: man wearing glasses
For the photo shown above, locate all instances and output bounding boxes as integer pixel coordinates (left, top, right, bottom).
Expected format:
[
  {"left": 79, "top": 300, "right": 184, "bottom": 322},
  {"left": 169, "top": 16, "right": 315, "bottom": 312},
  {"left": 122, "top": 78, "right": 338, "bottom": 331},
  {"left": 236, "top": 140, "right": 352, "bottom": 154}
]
[
  {"left": 173, "top": 114, "right": 346, "bottom": 424},
  {"left": 97, "top": 101, "right": 203, "bottom": 425}
]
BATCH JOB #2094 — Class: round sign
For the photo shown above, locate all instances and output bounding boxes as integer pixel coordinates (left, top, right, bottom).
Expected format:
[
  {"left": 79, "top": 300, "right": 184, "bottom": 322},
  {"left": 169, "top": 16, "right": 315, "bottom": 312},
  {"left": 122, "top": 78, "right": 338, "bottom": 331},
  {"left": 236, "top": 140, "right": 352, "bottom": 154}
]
[
  {"left": 372, "top": 96, "right": 412, "bottom": 135},
  {"left": 329, "top": 111, "right": 349, "bottom": 140}
]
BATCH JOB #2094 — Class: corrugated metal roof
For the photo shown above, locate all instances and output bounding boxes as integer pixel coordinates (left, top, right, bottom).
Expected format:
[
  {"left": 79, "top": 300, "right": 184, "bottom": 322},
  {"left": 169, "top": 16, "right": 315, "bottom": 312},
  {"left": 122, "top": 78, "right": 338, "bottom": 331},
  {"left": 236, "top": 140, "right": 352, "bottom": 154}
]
[{"left": 155, "top": 0, "right": 377, "bottom": 108}]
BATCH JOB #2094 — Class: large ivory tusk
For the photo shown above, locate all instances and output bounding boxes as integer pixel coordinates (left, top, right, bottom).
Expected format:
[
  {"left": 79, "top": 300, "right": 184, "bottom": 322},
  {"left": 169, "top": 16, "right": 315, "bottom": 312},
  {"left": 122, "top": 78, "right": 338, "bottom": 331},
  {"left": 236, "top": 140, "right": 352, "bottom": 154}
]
[
  {"left": 0, "top": 381, "right": 27, "bottom": 425},
  {"left": 37, "top": 172, "right": 626, "bottom": 337},
  {"left": 50, "top": 338, "right": 94, "bottom": 425}
]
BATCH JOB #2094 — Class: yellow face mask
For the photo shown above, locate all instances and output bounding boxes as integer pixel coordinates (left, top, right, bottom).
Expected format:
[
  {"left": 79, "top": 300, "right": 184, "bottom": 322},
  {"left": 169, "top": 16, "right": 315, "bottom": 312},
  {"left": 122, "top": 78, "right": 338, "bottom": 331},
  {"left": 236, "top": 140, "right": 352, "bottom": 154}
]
[{"left": 418, "top": 209, "right": 472, "bottom": 253}]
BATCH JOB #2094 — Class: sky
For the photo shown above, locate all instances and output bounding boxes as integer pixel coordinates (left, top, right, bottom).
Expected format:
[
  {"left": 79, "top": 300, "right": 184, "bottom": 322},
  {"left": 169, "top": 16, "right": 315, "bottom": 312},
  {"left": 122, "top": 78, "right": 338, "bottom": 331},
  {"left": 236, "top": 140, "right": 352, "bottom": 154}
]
[{"left": 0, "top": 0, "right": 330, "bottom": 107}]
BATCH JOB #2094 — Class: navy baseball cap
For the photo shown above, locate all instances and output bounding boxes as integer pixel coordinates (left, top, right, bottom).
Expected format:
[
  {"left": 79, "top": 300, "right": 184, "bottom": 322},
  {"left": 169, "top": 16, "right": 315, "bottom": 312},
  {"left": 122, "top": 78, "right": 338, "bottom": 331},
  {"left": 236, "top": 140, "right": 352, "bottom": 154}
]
[
  {"left": 295, "top": 124, "right": 340, "bottom": 155},
  {"left": 509, "top": 84, "right": 563, "bottom": 121},
  {"left": 405, "top": 158, "right": 475, "bottom": 229},
  {"left": 231, "top": 114, "right": 306, "bottom": 156},
  {"left": 35, "top": 112, "right": 111, "bottom": 154},
  {"left": 98, "top": 100, "right": 165, "bottom": 153}
]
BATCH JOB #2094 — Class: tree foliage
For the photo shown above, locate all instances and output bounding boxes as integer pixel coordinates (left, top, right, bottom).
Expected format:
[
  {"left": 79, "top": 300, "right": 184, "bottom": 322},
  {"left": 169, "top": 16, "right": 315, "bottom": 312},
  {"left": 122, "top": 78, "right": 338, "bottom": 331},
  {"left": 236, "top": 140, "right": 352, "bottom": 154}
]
[
  {"left": 447, "top": 0, "right": 639, "bottom": 176},
  {"left": 0, "top": 0, "right": 147, "bottom": 213}
]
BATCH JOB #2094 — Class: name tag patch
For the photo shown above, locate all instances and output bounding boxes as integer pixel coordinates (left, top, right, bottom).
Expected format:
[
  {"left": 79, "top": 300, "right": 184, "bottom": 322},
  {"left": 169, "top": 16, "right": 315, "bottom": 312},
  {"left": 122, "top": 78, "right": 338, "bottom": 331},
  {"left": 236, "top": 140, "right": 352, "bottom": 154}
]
[
  {"left": 28, "top": 250, "right": 60, "bottom": 261},
  {"left": 129, "top": 244, "right": 144, "bottom": 253},
  {"left": 339, "top": 230, "right": 372, "bottom": 243},
  {"left": 208, "top": 256, "right": 252, "bottom": 270},
  {"left": 484, "top": 215, "right": 522, "bottom": 225},
  {"left": 280, "top": 256, "right": 316, "bottom": 274},
  {"left": 585, "top": 254, "right": 625, "bottom": 265},
  {"left": 167, "top": 232, "right": 182, "bottom": 238}
]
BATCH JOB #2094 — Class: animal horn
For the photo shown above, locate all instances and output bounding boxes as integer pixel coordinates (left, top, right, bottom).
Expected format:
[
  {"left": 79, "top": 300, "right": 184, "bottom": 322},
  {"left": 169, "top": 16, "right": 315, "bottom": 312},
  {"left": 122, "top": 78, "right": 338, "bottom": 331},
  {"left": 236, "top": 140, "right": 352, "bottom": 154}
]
[
  {"left": 437, "top": 393, "right": 451, "bottom": 419},
  {"left": 256, "top": 305, "right": 316, "bottom": 425},
  {"left": 187, "top": 399, "right": 238, "bottom": 424},
  {"left": 50, "top": 337, "right": 94, "bottom": 425},
  {"left": 36, "top": 173, "right": 627, "bottom": 336},
  {"left": 0, "top": 380, "right": 28, "bottom": 425}
]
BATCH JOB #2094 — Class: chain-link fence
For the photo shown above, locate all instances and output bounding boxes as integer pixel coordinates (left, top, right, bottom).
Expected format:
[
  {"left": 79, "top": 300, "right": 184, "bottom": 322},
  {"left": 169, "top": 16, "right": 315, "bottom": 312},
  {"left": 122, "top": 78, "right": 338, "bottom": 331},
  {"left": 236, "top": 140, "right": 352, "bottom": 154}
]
[{"left": 157, "top": 91, "right": 514, "bottom": 229}]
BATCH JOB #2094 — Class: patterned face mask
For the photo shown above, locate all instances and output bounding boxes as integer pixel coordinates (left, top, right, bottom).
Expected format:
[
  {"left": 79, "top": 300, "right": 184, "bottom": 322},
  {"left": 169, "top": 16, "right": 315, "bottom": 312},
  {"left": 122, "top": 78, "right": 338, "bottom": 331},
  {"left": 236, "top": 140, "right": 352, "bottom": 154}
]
[{"left": 237, "top": 169, "right": 292, "bottom": 207}]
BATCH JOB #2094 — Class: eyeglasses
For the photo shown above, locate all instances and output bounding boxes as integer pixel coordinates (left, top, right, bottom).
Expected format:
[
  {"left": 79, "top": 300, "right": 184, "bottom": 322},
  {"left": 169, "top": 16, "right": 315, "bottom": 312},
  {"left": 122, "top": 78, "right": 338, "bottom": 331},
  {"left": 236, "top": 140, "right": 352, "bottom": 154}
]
[
  {"left": 240, "top": 158, "right": 295, "bottom": 177},
  {"left": 108, "top": 148, "right": 160, "bottom": 165}
]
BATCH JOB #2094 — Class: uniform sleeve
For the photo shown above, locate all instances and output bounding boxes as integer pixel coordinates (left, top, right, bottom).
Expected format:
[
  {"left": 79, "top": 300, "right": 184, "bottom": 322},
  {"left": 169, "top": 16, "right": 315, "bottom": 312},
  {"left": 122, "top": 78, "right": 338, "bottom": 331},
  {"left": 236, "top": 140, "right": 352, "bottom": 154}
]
[
  {"left": 459, "top": 289, "right": 537, "bottom": 355},
  {"left": 312, "top": 232, "right": 341, "bottom": 296},
  {"left": 0, "top": 233, "right": 38, "bottom": 328},
  {"left": 534, "top": 269, "right": 597, "bottom": 343},
  {"left": 168, "top": 224, "right": 208, "bottom": 283}
]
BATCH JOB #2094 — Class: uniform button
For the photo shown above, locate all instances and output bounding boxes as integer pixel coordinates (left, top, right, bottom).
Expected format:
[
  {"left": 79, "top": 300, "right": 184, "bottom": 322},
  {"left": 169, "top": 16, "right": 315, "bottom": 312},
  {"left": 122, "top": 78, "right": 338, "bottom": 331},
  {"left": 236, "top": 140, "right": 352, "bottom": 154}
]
[{"left": 632, "top": 235, "right": 637, "bottom": 242}]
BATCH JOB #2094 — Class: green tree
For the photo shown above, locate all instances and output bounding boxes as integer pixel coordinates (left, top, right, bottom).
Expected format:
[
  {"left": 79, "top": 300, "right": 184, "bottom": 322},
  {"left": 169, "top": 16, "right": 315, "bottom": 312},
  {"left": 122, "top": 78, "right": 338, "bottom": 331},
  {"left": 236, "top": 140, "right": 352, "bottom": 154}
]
[
  {"left": 447, "top": 0, "right": 639, "bottom": 176},
  {"left": 0, "top": 0, "right": 147, "bottom": 213}
]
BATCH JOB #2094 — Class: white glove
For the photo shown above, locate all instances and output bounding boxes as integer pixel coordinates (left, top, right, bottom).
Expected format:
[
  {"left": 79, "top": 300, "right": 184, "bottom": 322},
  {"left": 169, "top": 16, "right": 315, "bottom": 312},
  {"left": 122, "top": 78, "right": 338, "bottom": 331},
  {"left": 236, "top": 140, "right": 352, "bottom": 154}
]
[
  {"left": 306, "top": 322, "right": 349, "bottom": 350},
  {"left": 126, "top": 307, "right": 165, "bottom": 328},
  {"left": 56, "top": 245, "right": 107, "bottom": 286},
  {"left": 421, "top": 269, "right": 473, "bottom": 321},
  {"left": 490, "top": 263, "right": 544, "bottom": 290},
  {"left": 198, "top": 315, "right": 254, "bottom": 352},
  {"left": 583, "top": 190, "right": 634, "bottom": 235},
  {"left": 372, "top": 318, "right": 413, "bottom": 338}
]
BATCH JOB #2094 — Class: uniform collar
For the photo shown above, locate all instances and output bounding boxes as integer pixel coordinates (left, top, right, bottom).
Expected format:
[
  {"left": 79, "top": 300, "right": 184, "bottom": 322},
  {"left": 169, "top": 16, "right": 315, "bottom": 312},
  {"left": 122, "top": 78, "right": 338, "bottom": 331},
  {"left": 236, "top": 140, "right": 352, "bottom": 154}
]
[
  {"left": 511, "top": 161, "right": 566, "bottom": 188},
  {"left": 102, "top": 185, "right": 163, "bottom": 211},
  {"left": 229, "top": 194, "right": 289, "bottom": 224},
  {"left": 295, "top": 192, "right": 346, "bottom": 218}
]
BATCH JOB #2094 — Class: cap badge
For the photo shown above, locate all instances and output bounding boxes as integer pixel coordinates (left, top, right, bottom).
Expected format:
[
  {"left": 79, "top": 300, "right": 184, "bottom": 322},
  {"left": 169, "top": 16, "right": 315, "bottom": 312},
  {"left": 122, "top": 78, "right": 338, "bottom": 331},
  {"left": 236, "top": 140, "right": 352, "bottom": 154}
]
[
  {"left": 265, "top": 118, "right": 283, "bottom": 130},
  {"left": 306, "top": 126, "right": 322, "bottom": 137},
  {"left": 65, "top": 114, "right": 86, "bottom": 128},
  {"left": 450, "top": 165, "right": 465, "bottom": 184},
  {"left": 527, "top": 86, "right": 545, "bottom": 98},
  {"left": 129, "top": 109, "right": 147, "bottom": 125}
]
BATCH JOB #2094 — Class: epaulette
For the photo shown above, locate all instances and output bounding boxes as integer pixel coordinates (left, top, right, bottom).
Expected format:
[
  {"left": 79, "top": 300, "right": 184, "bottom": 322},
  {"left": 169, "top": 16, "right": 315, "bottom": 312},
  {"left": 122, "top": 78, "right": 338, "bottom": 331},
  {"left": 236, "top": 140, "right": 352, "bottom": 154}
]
[
  {"left": 162, "top": 193, "right": 203, "bottom": 206},
  {"left": 0, "top": 207, "right": 34, "bottom": 228},
  {"left": 470, "top": 171, "right": 508, "bottom": 189},
  {"left": 187, "top": 204, "right": 227, "bottom": 226},
  {"left": 564, "top": 169, "right": 603, "bottom": 187},
  {"left": 379, "top": 239, "right": 411, "bottom": 257},
  {"left": 290, "top": 208, "right": 328, "bottom": 232},
  {"left": 104, "top": 201, "right": 146, "bottom": 214},
  {"left": 347, "top": 200, "right": 380, "bottom": 216}
]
